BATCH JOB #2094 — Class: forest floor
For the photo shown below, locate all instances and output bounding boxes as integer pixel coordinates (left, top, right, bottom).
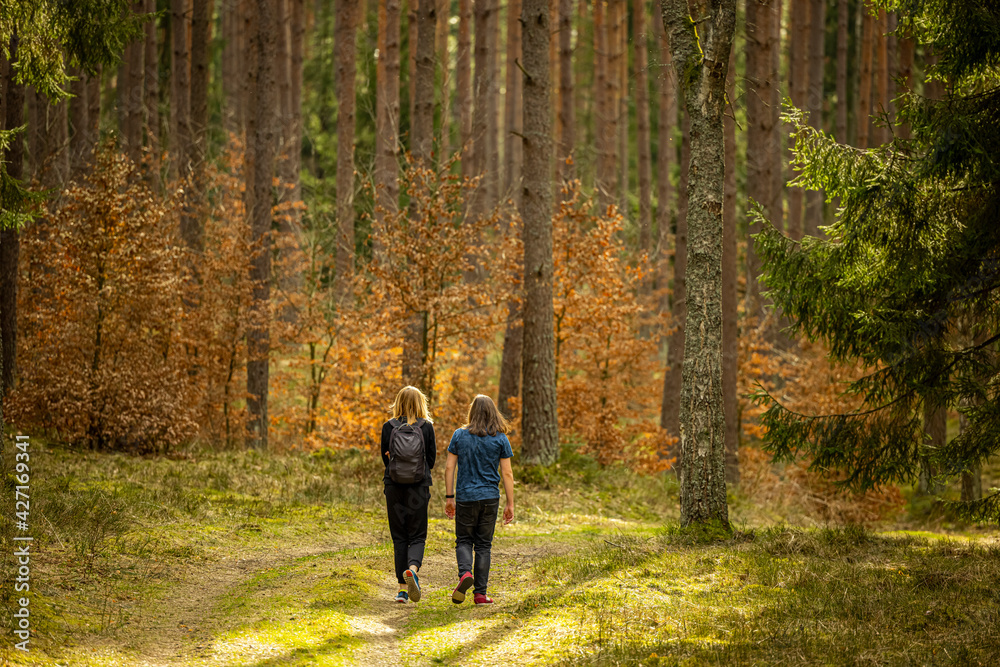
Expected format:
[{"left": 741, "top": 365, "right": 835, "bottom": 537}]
[{"left": 3, "top": 442, "right": 1000, "bottom": 666}]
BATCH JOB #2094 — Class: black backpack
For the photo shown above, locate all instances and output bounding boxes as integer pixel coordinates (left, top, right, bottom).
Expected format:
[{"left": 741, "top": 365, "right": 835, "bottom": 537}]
[{"left": 388, "top": 418, "right": 426, "bottom": 484}]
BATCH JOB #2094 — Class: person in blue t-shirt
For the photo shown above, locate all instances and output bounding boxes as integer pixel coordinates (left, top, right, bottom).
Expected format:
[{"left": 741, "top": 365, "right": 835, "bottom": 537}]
[{"left": 444, "top": 394, "right": 514, "bottom": 605}]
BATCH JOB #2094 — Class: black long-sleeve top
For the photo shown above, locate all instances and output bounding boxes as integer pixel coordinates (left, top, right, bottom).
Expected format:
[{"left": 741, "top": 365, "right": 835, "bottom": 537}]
[{"left": 380, "top": 419, "right": 436, "bottom": 486}]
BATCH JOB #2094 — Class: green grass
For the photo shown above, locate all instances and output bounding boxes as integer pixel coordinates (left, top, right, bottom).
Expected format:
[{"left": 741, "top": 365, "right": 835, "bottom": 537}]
[{"left": 2, "top": 439, "right": 999, "bottom": 666}]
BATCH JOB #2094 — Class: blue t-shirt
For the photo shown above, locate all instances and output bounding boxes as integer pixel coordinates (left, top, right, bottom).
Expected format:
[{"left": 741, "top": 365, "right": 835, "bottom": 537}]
[{"left": 447, "top": 428, "right": 514, "bottom": 502}]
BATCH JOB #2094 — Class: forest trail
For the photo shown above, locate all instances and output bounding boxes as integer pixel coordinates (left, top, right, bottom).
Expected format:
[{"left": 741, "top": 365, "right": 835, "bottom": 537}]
[{"left": 123, "top": 543, "right": 335, "bottom": 666}]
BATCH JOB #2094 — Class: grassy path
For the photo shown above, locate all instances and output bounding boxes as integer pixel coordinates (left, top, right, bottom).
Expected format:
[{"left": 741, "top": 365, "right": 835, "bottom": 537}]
[{"left": 7, "top": 446, "right": 1000, "bottom": 666}]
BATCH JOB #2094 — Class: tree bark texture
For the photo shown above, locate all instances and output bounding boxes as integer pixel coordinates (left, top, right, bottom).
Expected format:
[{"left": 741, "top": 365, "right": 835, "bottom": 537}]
[
  {"left": 171, "top": 0, "right": 192, "bottom": 184},
  {"left": 723, "top": 47, "right": 738, "bottom": 485},
  {"left": 556, "top": 0, "right": 574, "bottom": 185},
  {"left": 835, "top": 0, "right": 848, "bottom": 144},
  {"left": 335, "top": 0, "right": 359, "bottom": 292},
  {"left": 661, "top": 0, "right": 735, "bottom": 528},
  {"left": 520, "top": 0, "right": 559, "bottom": 466},
  {"left": 857, "top": 6, "right": 873, "bottom": 148},
  {"left": 786, "top": 0, "right": 808, "bottom": 241},
  {"left": 634, "top": 0, "right": 653, "bottom": 298},
  {"left": 376, "top": 0, "right": 402, "bottom": 232},
  {"left": 144, "top": 0, "right": 160, "bottom": 188},
  {"left": 804, "top": 0, "right": 825, "bottom": 237},
  {"left": 246, "top": 0, "right": 278, "bottom": 450}
]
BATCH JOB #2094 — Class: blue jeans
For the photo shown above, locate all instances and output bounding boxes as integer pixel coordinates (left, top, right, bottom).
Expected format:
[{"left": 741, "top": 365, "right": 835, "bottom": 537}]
[{"left": 455, "top": 498, "right": 499, "bottom": 595}]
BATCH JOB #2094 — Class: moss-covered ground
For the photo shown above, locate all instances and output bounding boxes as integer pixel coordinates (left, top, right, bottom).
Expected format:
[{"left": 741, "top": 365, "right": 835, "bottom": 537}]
[{"left": 1, "top": 442, "right": 998, "bottom": 666}]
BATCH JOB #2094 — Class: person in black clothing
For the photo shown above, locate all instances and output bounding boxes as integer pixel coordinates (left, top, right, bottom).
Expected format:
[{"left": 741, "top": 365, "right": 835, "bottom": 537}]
[{"left": 381, "top": 385, "right": 436, "bottom": 603}]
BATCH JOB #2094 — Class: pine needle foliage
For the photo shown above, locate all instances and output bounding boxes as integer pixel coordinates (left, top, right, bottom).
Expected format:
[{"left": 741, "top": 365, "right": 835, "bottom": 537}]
[{"left": 751, "top": 0, "right": 1000, "bottom": 522}]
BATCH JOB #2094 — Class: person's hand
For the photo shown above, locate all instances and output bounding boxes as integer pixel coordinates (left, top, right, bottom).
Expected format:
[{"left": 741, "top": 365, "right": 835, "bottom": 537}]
[
  {"left": 503, "top": 502, "right": 514, "bottom": 525},
  {"left": 445, "top": 497, "right": 456, "bottom": 518}
]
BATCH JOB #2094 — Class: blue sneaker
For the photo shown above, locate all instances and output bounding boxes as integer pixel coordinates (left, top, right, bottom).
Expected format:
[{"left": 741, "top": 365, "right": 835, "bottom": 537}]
[
  {"left": 404, "top": 569, "right": 421, "bottom": 602},
  {"left": 395, "top": 590, "right": 409, "bottom": 603}
]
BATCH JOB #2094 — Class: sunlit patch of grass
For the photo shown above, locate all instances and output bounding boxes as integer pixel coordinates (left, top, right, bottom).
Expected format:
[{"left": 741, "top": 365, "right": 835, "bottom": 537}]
[{"left": 211, "top": 610, "right": 360, "bottom": 667}]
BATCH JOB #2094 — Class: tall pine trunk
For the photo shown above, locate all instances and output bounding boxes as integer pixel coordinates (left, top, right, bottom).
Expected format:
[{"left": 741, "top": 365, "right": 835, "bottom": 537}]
[
  {"left": 835, "top": 0, "right": 848, "bottom": 144},
  {"left": 69, "top": 67, "right": 90, "bottom": 178},
  {"left": 144, "top": 0, "right": 160, "bottom": 188},
  {"left": 744, "top": 0, "right": 778, "bottom": 322},
  {"left": 634, "top": 0, "right": 653, "bottom": 298},
  {"left": 593, "top": 0, "right": 611, "bottom": 210},
  {"left": 456, "top": 0, "right": 472, "bottom": 176},
  {"left": 171, "top": 0, "right": 192, "bottom": 185},
  {"left": 335, "top": 0, "right": 359, "bottom": 294},
  {"left": 786, "top": 0, "right": 808, "bottom": 241},
  {"left": 376, "top": 0, "right": 402, "bottom": 240},
  {"left": 189, "top": 0, "right": 213, "bottom": 253},
  {"left": 401, "top": 0, "right": 437, "bottom": 392},
  {"left": 723, "top": 48, "right": 738, "bottom": 485},
  {"left": 874, "top": 8, "right": 888, "bottom": 146},
  {"left": 520, "top": 0, "right": 559, "bottom": 466},
  {"left": 497, "top": 0, "right": 524, "bottom": 420},
  {"left": 556, "top": 0, "right": 574, "bottom": 185},
  {"left": 246, "top": 0, "right": 278, "bottom": 450},
  {"left": 804, "top": 0, "right": 825, "bottom": 237},
  {"left": 662, "top": 0, "right": 735, "bottom": 528},
  {"left": 661, "top": 110, "right": 688, "bottom": 448}
]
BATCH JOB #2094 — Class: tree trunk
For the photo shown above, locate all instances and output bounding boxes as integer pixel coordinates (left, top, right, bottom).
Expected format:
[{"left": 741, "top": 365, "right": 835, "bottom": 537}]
[
  {"left": 593, "top": 0, "right": 611, "bottom": 210},
  {"left": 661, "top": 109, "right": 688, "bottom": 447},
  {"left": 187, "top": 0, "right": 212, "bottom": 253},
  {"left": 662, "top": 0, "right": 735, "bottom": 528},
  {"left": 457, "top": 0, "right": 472, "bottom": 175},
  {"left": 376, "top": 0, "right": 402, "bottom": 236},
  {"left": 835, "top": 0, "right": 848, "bottom": 144},
  {"left": 615, "top": 0, "right": 628, "bottom": 216},
  {"left": 786, "top": 0, "right": 808, "bottom": 241},
  {"left": 289, "top": 0, "right": 304, "bottom": 199},
  {"left": 246, "top": 0, "right": 278, "bottom": 451},
  {"left": 857, "top": 6, "right": 873, "bottom": 148},
  {"left": 144, "top": 0, "right": 161, "bottom": 188},
  {"left": 1, "top": 33, "right": 24, "bottom": 396},
  {"left": 556, "top": 0, "right": 574, "bottom": 185},
  {"left": 654, "top": 9, "right": 675, "bottom": 320},
  {"left": 69, "top": 66, "right": 90, "bottom": 178},
  {"left": 471, "top": 0, "right": 499, "bottom": 217},
  {"left": 874, "top": 8, "right": 888, "bottom": 146},
  {"left": 503, "top": 0, "right": 523, "bottom": 200},
  {"left": 723, "top": 47, "right": 738, "bottom": 485},
  {"left": 520, "top": 0, "right": 559, "bottom": 466},
  {"left": 804, "top": 0, "right": 825, "bottom": 237},
  {"left": 436, "top": 0, "right": 450, "bottom": 154},
  {"left": 606, "top": 0, "right": 623, "bottom": 211},
  {"left": 87, "top": 66, "right": 102, "bottom": 151},
  {"left": 335, "top": 0, "right": 359, "bottom": 293},
  {"left": 634, "top": 0, "right": 653, "bottom": 298},
  {"left": 171, "top": 0, "right": 192, "bottom": 184},
  {"left": 497, "top": 0, "right": 524, "bottom": 420},
  {"left": 744, "top": 0, "right": 777, "bottom": 323},
  {"left": 401, "top": 0, "right": 437, "bottom": 392},
  {"left": 408, "top": 0, "right": 417, "bottom": 127}
]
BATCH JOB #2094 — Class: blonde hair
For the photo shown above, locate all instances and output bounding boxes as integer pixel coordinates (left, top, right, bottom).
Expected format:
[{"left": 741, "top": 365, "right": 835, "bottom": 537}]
[
  {"left": 464, "top": 394, "right": 510, "bottom": 437},
  {"left": 389, "top": 386, "right": 433, "bottom": 423}
]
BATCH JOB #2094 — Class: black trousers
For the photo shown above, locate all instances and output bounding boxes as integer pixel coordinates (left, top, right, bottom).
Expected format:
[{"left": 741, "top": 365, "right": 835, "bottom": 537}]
[
  {"left": 455, "top": 498, "right": 499, "bottom": 595},
  {"left": 384, "top": 484, "right": 430, "bottom": 584}
]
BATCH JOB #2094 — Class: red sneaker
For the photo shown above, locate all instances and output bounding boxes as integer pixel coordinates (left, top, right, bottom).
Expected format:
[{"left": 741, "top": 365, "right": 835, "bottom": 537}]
[
  {"left": 452, "top": 572, "right": 474, "bottom": 604},
  {"left": 473, "top": 593, "right": 493, "bottom": 605}
]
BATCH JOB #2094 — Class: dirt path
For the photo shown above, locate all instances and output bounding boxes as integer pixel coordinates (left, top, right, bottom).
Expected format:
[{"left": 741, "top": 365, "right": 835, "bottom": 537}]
[
  {"left": 122, "top": 544, "right": 332, "bottom": 666},
  {"left": 347, "top": 551, "right": 456, "bottom": 667}
]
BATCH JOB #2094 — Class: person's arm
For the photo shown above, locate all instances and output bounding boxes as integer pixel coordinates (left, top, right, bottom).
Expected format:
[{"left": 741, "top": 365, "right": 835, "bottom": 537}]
[
  {"left": 444, "top": 451, "right": 458, "bottom": 518},
  {"left": 500, "top": 457, "right": 514, "bottom": 525},
  {"left": 380, "top": 422, "right": 392, "bottom": 468},
  {"left": 424, "top": 423, "right": 436, "bottom": 470}
]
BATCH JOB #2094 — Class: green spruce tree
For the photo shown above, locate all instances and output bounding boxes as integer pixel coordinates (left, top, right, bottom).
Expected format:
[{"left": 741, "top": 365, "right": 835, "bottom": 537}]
[{"left": 753, "top": 0, "right": 1000, "bottom": 521}]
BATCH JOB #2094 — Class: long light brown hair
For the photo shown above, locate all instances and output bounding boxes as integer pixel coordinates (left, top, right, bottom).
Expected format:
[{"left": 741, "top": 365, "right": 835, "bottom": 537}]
[
  {"left": 464, "top": 394, "right": 510, "bottom": 437},
  {"left": 389, "top": 386, "right": 433, "bottom": 423}
]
